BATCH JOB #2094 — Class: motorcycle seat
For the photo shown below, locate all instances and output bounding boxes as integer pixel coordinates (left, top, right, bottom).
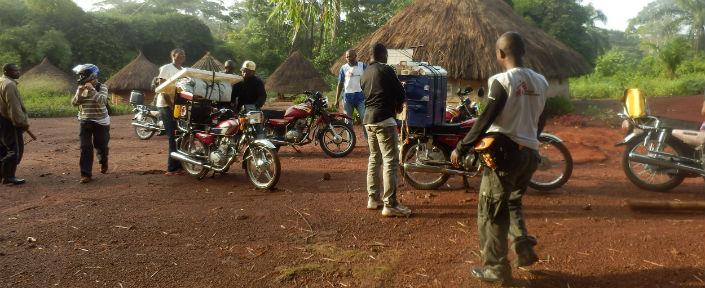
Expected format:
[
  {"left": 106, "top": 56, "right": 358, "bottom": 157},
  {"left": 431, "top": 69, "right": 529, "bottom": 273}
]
[{"left": 262, "top": 109, "right": 286, "bottom": 119}]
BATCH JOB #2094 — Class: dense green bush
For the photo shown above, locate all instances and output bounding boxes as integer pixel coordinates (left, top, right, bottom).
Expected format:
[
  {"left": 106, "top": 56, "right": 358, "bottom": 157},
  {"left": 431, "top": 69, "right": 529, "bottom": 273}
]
[
  {"left": 570, "top": 73, "right": 705, "bottom": 99},
  {"left": 19, "top": 83, "right": 131, "bottom": 118},
  {"left": 594, "top": 49, "right": 640, "bottom": 77},
  {"left": 543, "top": 96, "right": 574, "bottom": 116}
]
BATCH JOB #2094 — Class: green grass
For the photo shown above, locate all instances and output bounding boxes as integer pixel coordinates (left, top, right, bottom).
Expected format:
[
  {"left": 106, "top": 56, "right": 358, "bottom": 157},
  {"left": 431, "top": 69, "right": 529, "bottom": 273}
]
[
  {"left": 20, "top": 89, "right": 132, "bottom": 118},
  {"left": 570, "top": 73, "right": 705, "bottom": 99}
]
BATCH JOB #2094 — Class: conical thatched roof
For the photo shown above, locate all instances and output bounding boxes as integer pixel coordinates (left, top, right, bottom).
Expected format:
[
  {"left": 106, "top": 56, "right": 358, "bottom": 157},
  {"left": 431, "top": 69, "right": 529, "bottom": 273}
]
[
  {"left": 20, "top": 57, "right": 74, "bottom": 92},
  {"left": 106, "top": 51, "right": 159, "bottom": 92},
  {"left": 192, "top": 52, "right": 225, "bottom": 72},
  {"left": 266, "top": 51, "right": 330, "bottom": 94},
  {"left": 22, "top": 57, "right": 74, "bottom": 86},
  {"left": 331, "top": 0, "right": 592, "bottom": 80}
]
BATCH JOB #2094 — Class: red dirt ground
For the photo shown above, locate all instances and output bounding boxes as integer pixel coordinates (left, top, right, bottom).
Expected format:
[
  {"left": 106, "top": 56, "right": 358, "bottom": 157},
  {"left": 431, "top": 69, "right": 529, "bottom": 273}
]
[{"left": 1, "top": 97, "right": 705, "bottom": 288}]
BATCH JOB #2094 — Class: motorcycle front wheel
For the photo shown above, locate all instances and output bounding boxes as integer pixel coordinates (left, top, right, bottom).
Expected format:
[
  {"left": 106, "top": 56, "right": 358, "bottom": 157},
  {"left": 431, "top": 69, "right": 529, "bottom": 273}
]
[
  {"left": 179, "top": 134, "right": 209, "bottom": 179},
  {"left": 134, "top": 115, "right": 157, "bottom": 140},
  {"left": 401, "top": 140, "right": 450, "bottom": 190},
  {"left": 245, "top": 145, "right": 281, "bottom": 189},
  {"left": 318, "top": 121, "right": 356, "bottom": 158},
  {"left": 622, "top": 137, "right": 685, "bottom": 192},
  {"left": 528, "top": 135, "right": 573, "bottom": 191}
]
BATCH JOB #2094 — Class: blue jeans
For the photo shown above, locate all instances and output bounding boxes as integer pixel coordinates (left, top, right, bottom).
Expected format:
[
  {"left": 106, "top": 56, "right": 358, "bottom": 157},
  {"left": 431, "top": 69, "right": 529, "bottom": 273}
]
[
  {"left": 159, "top": 107, "right": 182, "bottom": 172},
  {"left": 343, "top": 92, "right": 367, "bottom": 139}
]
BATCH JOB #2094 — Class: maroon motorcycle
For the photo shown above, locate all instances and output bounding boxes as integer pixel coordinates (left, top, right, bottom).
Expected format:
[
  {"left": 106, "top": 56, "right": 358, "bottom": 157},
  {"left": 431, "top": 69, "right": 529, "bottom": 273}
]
[{"left": 263, "top": 91, "right": 356, "bottom": 157}]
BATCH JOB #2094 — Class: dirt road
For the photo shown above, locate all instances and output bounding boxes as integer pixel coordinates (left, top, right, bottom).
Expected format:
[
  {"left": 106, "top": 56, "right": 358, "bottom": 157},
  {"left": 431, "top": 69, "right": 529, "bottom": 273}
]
[{"left": 1, "top": 110, "right": 704, "bottom": 287}]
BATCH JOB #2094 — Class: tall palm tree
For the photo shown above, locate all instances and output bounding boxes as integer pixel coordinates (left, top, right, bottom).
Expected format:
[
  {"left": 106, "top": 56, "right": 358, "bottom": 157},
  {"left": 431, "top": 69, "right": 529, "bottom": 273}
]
[{"left": 629, "top": 0, "right": 705, "bottom": 52}]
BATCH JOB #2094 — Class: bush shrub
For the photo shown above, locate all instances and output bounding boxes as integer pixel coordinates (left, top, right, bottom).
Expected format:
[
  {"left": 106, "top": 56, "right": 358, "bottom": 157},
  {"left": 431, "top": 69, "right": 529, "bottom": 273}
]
[
  {"left": 543, "top": 96, "right": 574, "bottom": 116},
  {"left": 19, "top": 85, "right": 131, "bottom": 118}
]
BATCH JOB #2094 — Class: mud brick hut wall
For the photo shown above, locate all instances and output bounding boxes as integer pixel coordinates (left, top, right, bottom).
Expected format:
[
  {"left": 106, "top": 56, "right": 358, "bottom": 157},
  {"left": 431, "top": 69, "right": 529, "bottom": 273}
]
[{"left": 331, "top": 0, "right": 589, "bottom": 105}]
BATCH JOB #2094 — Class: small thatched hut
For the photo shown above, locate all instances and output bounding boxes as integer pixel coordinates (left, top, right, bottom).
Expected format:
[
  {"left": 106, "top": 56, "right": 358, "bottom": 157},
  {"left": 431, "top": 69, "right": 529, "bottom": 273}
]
[
  {"left": 330, "top": 0, "right": 592, "bottom": 101},
  {"left": 266, "top": 51, "right": 330, "bottom": 97},
  {"left": 18, "top": 58, "right": 74, "bottom": 94},
  {"left": 106, "top": 51, "right": 159, "bottom": 104},
  {"left": 192, "top": 52, "right": 225, "bottom": 72}
]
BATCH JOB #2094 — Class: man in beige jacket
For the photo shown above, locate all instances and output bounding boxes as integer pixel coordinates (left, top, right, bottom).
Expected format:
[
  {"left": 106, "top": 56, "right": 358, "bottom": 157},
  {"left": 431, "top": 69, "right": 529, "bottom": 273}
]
[{"left": 0, "top": 63, "right": 29, "bottom": 185}]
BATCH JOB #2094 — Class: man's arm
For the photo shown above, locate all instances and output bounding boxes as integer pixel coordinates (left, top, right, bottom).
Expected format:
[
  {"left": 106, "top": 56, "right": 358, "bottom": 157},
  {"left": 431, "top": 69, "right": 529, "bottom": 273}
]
[
  {"left": 383, "top": 66, "right": 405, "bottom": 111},
  {"left": 454, "top": 79, "right": 508, "bottom": 155},
  {"left": 5, "top": 84, "right": 28, "bottom": 129},
  {"left": 94, "top": 84, "right": 108, "bottom": 106},
  {"left": 335, "top": 67, "right": 345, "bottom": 108},
  {"left": 255, "top": 80, "right": 267, "bottom": 108}
]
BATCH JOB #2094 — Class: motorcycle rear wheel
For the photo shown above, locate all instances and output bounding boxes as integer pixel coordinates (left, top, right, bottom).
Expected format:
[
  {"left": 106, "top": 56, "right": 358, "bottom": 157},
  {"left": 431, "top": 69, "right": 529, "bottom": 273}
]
[
  {"left": 528, "top": 135, "right": 573, "bottom": 191},
  {"left": 134, "top": 115, "right": 157, "bottom": 140},
  {"left": 318, "top": 121, "right": 356, "bottom": 158},
  {"left": 622, "top": 137, "right": 685, "bottom": 192},
  {"left": 245, "top": 145, "right": 281, "bottom": 189},
  {"left": 401, "top": 141, "right": 450, "bottom": 190},
  {"left": 179, "top": 134, "right": 209, "bottom": 179}
]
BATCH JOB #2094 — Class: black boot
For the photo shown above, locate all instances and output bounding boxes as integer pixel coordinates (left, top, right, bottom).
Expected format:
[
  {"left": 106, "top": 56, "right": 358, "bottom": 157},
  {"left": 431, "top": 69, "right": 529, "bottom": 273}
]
[
  {"left": 2, "top": 164, "right": 25, "bottom": 185},
  {"left": 514, "top": 236, "right": 538, "bottom": 267}
]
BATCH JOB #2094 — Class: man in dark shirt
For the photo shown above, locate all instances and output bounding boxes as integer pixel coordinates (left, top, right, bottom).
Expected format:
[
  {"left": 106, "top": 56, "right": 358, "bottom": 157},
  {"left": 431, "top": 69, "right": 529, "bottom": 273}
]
[
  {"left": 450, "top": 32, "right": 547, "bottom": 284},
  {"left": 231, "top": 60, "right": 266, "bottom": 112},
  {"left": 360, "top": 43, "right": 410, "bottom": 217}
]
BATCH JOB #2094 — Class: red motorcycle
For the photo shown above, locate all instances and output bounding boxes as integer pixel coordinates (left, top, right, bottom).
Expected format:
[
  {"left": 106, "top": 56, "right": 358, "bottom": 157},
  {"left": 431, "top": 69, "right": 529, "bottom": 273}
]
[
  {"left": 401, "top": 87, "right": 573, "bottom": 191},
  {"left": 263, "top": 91, "right": 356, "bottom": 157}
]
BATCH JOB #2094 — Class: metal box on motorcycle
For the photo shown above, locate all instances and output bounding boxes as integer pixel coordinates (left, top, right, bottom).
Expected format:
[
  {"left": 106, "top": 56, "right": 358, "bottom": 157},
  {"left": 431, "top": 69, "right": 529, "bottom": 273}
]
[
  {"left": 397, "top": 63, "right": 448, "bottom": 128},
  {"left": 129, "top": 90, "right": 144, "bottom": 105}
]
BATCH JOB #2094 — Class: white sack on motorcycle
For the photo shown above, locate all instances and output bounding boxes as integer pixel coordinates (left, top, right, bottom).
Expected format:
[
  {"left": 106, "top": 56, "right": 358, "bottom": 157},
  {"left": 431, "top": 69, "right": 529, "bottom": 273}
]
[{"left": 176, "top": 78, "right": 232, "bottom": 102}]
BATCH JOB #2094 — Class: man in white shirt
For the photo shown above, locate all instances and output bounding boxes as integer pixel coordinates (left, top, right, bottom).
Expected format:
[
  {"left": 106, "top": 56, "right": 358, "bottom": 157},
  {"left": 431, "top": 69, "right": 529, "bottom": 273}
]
[
  {"left": 451, "top": 32, "right": 547, "bottom": 284},
  {"left": 335, "top": 49, "right": 367, "bottom": 139},
  {"left": 156, "top": 48, "right": 186, "bottom": 176}
]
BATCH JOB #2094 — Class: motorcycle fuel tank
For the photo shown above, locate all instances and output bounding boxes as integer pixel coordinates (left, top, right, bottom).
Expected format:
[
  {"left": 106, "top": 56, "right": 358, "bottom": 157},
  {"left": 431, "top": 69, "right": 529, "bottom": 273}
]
[
  {"left": 215, "top": 119, "right": 240, "bottom": 136},
  {"left": 285, "top": 103, "right": 313, "bottom": 119}
]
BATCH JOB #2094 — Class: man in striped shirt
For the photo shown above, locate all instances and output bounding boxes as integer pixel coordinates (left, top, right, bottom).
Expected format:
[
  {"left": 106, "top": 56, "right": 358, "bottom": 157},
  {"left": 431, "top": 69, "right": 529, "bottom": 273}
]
[{"left": 71, "top": 64, "right": 110, "bottom": 184}]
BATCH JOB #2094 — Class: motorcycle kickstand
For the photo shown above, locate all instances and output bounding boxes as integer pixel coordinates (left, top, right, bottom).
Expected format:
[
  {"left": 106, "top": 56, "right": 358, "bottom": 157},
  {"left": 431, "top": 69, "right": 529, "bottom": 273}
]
[{"left": 462, "top": 175, "right": 471, "bottom": 193}]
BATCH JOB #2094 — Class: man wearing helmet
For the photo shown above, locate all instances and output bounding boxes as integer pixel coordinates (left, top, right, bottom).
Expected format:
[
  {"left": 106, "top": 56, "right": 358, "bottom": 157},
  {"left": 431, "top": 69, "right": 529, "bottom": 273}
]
[
  {"left": 231, "top": 60, "right": 266, "bottom": 112},
  {"left": 71, "top": 64, "right": 110, "bottom": 184},
  {"left": 0, "top": 63, "right": 29, "bottom": 185}
]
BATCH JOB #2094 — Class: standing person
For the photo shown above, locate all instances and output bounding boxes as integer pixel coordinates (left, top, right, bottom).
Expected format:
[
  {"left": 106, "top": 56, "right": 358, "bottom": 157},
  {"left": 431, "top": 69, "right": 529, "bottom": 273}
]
[
  {"left": 450, "top": 32, "right": 547, "bottom": 284},
  {"left": 0, "top": 63, "right": 29, "bottom": 185},
  {"left": 156, "top": 48, "right": 186, "bottom": 176},
  {"left": 360, "top": 43, "right": 410, "bottom": 217},
  {"left": 231, "top": 60, "right": 266, "bottom": 112},
  {"left": 223, "top": 60, "right": 236, "bottom": 74},
  {"left": 335, "top": 49, "right": 367, "bottom": 138},
  {"left": 71, "top": 64, "right": 110, "bottom": 184}
]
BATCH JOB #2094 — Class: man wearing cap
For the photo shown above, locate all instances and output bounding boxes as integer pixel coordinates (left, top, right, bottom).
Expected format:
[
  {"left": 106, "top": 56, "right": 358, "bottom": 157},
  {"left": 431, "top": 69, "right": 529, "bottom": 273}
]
[
  {"left": 223, "top": 60, "right": 236, "bottom": 74},
  {"left": 231, "top": 60, "right": 266, "bottom": 112}
]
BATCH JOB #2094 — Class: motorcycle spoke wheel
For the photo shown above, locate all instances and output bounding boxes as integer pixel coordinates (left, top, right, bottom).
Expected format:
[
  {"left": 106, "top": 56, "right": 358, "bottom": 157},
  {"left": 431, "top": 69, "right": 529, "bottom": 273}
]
[
  {"left": 319, "top": 122, "right": 356, "bottom": 158},
  {"left": 134, "top": 116, "right": 156, "bottom": 140},
  {"left": 402, "top": 142, "right": 450, "bottom": 190},
  {"left": 246, "top": 146, "right": 281, "bottom": 189},
  {"left": 528, "top": 137, "right": 572, "bottom": 191},
  {"left": 180, "top": 134, "right": 208, "bottom": 178},
  {"left": 623, "top": 139, "right": 684, "bottom": 192}
]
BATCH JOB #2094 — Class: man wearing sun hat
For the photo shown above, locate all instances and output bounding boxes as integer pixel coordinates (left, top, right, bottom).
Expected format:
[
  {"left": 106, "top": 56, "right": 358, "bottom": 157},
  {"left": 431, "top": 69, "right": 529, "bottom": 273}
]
[{"left": 231, "top": 60, "right": 266, "bottom": 112}]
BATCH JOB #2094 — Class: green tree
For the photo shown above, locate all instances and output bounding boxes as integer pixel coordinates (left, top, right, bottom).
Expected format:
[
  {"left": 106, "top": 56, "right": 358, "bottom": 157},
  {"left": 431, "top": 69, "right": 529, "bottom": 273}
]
[
  {"left": 629, "top": 0, "right": 705, "bottom": 52},
  {"left": 33, "top": 29, "right": 72, "bottom": 69},
  {"left": 657, "top": 37, "right": 691, "bottom": 78},
  {"left": 511, "top": 0, "right": 609, "bottom": 63},
  {"left": 594, "top": 49, "right": 641, "bottom": 77}
]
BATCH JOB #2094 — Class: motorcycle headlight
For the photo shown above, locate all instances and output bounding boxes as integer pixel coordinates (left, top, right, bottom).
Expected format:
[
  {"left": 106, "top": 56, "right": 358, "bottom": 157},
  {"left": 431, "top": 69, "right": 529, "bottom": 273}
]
[{"left": 247, "top": 111, "right": 263, "bottom": 124}]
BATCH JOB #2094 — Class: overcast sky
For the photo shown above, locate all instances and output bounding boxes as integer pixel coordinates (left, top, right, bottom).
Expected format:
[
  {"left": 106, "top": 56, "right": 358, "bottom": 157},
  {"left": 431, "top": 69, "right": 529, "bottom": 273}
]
[{"left": 73, "top": 0, "right": 652, "bottom": 32}]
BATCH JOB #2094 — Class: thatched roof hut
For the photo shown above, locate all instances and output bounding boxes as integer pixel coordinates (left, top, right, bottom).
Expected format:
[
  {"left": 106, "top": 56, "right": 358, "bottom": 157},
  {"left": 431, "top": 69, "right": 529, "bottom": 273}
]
[
  {"left": 105, "top": 51, "right": 159, "bottom": 104},
  {"left": 266, "top": 51, "right": 330, "bottom": 95},
  {"left": 330, "top": 0, "right": 592, "bottom": 99},
  {"left": 192, "top": 52, "right": 225, "bottom": 72},
  {"left": 19, "top": 58, "right": 74, "bottom": 94}
]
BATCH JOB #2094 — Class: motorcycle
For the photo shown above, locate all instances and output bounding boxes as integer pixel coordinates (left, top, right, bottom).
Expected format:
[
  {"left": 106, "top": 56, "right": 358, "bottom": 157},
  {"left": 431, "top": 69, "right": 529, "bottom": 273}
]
[
  {"left": 263, "top": 91, "right": 356, "bottom": 157},
  {"left": 401, "top": 87, "right": 573, "bottom": 191},
  {"left": 170, "top": 98, "right": 281, "bottom": 189},
  {"left": 129, "top": 90, "right": 164, "bottom": 140},
  {"left": 617, "top": 89, "right": 704, "bottom": 192}
]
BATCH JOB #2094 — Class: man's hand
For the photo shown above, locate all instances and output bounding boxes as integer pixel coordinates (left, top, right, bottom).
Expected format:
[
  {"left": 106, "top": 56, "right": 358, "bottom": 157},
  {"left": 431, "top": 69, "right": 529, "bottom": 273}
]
[{"left": 450, "top": 149, "right": 462, "bottom": 167}]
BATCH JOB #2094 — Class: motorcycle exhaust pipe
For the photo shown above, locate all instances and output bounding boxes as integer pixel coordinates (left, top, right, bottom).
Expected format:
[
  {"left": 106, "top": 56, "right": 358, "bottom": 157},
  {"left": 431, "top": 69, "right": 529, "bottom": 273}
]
[
  {"left": 268, "top": 139, "right": 289, "bottom": 146},
  {"left": 403, "top": 163, "right": 472, "bottom": 176},
  {"left": 628, "top": 152, "right": 705, "bottom": 175},
  {"left": 170, "top": 151, "right": 204, "bottom": 166},
  {"left": 131, "top": 122, "right": 159, "bottom": 130}
]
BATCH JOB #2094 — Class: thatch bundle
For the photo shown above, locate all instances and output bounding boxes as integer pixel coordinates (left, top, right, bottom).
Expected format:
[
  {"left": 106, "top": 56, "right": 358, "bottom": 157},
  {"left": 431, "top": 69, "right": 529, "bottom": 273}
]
[
  {"left": 19, "top": 58, "right": 74, "bottom": 94},
  {"left": 266, "top": 51, "right": 330, "bottom": 94},
  {"left": 106, "top": 51, "right": 159, "bottom": 92},
  {"left": 330, "top": 0, "right": 591, "bottom": 80},
  {"left": 192, "top": 52, "right": 225, "bottom": 72}
]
